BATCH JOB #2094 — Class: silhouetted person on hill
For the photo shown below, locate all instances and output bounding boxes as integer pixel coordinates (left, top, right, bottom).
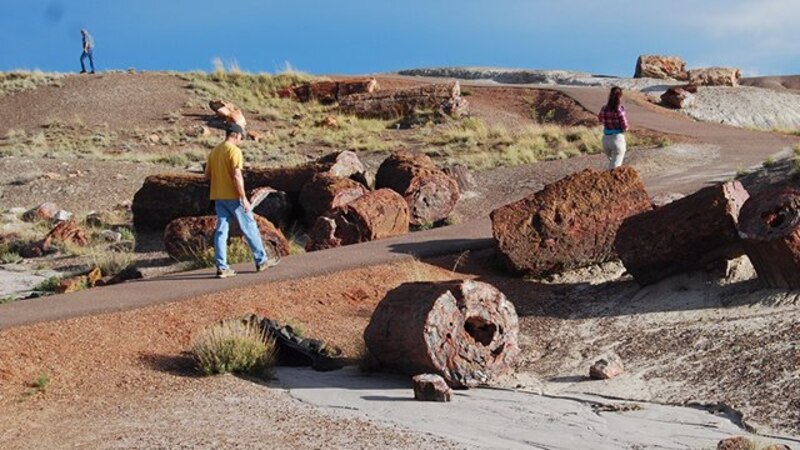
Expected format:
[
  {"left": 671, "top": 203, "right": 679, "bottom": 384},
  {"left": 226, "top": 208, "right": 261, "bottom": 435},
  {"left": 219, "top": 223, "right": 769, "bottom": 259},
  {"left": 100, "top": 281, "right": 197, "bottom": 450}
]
[
  {"left": 80, "top": 29, "right": 95, "bottom": 74},
  {"left": 598, "top": 86, "right": 629, "bottom": 169}
]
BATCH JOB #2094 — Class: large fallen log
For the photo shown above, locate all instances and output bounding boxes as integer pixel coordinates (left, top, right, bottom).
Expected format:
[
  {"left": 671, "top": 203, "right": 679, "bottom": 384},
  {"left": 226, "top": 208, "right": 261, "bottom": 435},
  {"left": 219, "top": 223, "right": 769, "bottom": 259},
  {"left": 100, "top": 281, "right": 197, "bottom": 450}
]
[
  {"left": 614, "top": 181, "right": 749, "bottom": 285},
  {"left": 163, "top": 215, "right": 289, "bottom": 262},
  {"left": 339, "top": 82, "right": 466, "bottom": 119},
  {"left": 132, "top": 151, "right": 367, "bottom": 231},
  {"left": 363, "top": 280, "right": 520, "bottom": 388},
  {"left": 306, "top": 189, "right": 409, "bottom": 251},
  {"left": 688, "top": 67, "right": 741, "bottom": 87},
  {"left": 249, "top": 187, "right": 293, "bottom": 230},
  {"left": 299, "top": 173, "right": 369, "bottom": 225},
  {"left": 277, "top": 78, "right": 379, "bottom": 104},
  {"left": 737, "top": 188, "right": 800, "bottom": 289},
  {"left": 491, "top": 167, "right": 651, "bottom": 277},
  {"left": 634, "top": 55, "right": 688, "bottom": 80},
  {"left": 375, "top": 151, "right": 460, "bottom": 226}
]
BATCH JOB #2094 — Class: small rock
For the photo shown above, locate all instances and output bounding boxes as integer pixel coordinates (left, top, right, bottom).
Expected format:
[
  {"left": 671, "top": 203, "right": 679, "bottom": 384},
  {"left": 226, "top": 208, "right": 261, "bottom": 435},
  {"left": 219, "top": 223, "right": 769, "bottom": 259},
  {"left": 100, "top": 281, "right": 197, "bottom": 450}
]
[
  {"left": 40, "top": 172, "right": 62, "bottom": 180},
  {"left": 247, "top": 130, "right": 264, "bottom": 142},
  {"left": 53, "top": 210, "right": 73, "bottom": 223},
  {"left": 115, "top": 201, "right": 132, "bottom": 211},
  {"left": 114, "top": 173, "right": 127, "bottom": 180},
  {"left": 101, "top": 230, "right": 122, "bottom": 242},
  {"left": 147, "top": 134, "right": 161, "bottom": 144},
  {"left": 22, "top": 202, "right": 59, "bottom": 222},
  {"left": 291, "top": 112, "right": 304, "bottom": 121},
  {"left": 185, "top": 162, "right": 205, "bottom": 173},
  {"left": 289, "top": 127, "right": 301, "bottom": 137},
  {"left": 589, "top": 355, "right": 624, "bottom": 380},
  {"left": 412, "top": 374, "right": 452, "bottom": 402},
  {"left": 97, "top": 266, "right": 142, "bottom": 286},
  {"left": 717, "top": 437, "right": 759, "bottom": 450},
  {"left": 87, "top": 267, "right": 103, "bottom": 287},
  {"left": 85, "top": 211, "right": 103, "bottom": 228},
  {"left": 56, "top": 275, "right": 87, "bottom": 294},
  {"left": 316, "top": 116, "right": 338, "bottom": 129}
]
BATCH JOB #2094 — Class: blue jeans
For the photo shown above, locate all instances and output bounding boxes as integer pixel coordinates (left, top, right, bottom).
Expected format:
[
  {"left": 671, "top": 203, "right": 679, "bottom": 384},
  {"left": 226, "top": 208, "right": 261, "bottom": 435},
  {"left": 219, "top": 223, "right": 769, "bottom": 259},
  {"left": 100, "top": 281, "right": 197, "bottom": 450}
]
[
  {"left": 214, "top": 199, "right": 267, "bottom": 270},
  {"left": 80, "top": 50, "right": 95, "bottom": 72}
]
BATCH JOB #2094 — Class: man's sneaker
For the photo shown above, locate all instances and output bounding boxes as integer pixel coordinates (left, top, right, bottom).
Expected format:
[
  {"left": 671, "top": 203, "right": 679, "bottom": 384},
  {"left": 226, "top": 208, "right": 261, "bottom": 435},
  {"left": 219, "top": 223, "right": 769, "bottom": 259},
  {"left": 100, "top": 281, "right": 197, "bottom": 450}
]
[
  {"left": 216, "top": 268, "right": 236, "bottom": 279},
  {"left": 79, "top": 70, "right": 87, "bottom": 74},
  {"left": 256, "top": 256, "right": 280, "bottom": 272},
  {"left": 90, "top": 71, "right": 96, "bottom": 74}
]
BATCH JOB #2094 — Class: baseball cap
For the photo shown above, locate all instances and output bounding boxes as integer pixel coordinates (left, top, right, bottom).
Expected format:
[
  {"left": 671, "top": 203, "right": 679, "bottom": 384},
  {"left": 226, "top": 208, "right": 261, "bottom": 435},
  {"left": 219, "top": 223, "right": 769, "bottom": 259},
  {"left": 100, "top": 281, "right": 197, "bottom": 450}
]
[{"left": 227, "top": 123, "right": 246, "bottom": 136}]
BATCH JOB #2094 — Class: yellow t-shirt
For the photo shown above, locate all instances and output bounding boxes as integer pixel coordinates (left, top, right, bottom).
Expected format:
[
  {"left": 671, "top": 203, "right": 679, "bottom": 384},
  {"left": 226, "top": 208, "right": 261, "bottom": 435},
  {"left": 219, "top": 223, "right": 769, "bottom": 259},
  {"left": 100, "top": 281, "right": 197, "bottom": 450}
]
[{"left": 207, "top": 142, "right": 244, "bottom": 200}]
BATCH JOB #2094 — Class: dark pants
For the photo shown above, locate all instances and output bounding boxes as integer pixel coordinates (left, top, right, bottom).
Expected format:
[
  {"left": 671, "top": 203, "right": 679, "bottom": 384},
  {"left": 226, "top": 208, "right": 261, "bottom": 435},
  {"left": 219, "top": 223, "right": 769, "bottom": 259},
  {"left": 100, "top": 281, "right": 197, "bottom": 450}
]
[{"left": 80, "top": 50, "right": 95, "bottom": 72}]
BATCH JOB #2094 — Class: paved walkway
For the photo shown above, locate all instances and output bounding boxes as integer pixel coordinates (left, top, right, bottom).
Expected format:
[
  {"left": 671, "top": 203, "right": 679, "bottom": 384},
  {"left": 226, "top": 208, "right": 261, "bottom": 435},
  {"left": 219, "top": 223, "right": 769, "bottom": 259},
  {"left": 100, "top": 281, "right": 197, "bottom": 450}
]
[{"left": 1, "top": 79, "right": 797, "bottom": 330}]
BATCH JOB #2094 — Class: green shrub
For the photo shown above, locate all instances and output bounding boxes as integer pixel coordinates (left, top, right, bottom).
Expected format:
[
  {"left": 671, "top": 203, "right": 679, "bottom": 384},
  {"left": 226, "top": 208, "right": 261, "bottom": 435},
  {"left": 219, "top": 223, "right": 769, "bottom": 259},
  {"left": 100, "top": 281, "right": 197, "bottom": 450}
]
[
  {"left": 190, "top": 319, "right": 276, "bottom": 378},
  {"left": 35, "top": 276, "right": 60, "bottom": 292}
]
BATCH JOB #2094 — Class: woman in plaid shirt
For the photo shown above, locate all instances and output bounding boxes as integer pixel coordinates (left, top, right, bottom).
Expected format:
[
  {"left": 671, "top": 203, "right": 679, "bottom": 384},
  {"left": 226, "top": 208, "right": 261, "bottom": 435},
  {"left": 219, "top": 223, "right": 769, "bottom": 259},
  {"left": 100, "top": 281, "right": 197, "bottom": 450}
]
[{"left": 597, "top": 87, "right": 628, "bottom": 169}]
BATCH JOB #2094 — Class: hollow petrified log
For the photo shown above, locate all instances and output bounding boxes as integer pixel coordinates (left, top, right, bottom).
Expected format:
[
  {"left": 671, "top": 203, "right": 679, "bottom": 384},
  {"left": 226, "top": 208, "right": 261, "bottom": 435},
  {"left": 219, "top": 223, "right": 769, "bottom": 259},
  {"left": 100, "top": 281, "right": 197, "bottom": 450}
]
[
  {"left": 163, "top": 215, "right": 289, "bottom": 262},
  {"left": 132, "top": 151, "right": 367, "bottom": 231},
  {"left": 132, "top": 174, "right": 211, "bottom": 232},
  {"left": 375, "top": 151, "right": 459, "bottom": 226},
  {"left": 363, "top": 280, "right": 520, "bottom": 388},
  {"left": 737, "top": 188, "right": 800, "bottom": 289},
  {"left": 306, "top": 189, "right": 409, "bottom": 251},
  {"left": 299, "top": 173, "right": 369, "bottom": 225},
  {"left": 249, "top": 187, "right": 293, "bottom": 230},
  {"left": 615, "top": 181, "right": 749, "bottom": 286},
  {"left": 491, "top": 167, "right": 651, "bottom": 277},
  {"left": 339, "top": 82, "right": 466, "bottom": 120}
]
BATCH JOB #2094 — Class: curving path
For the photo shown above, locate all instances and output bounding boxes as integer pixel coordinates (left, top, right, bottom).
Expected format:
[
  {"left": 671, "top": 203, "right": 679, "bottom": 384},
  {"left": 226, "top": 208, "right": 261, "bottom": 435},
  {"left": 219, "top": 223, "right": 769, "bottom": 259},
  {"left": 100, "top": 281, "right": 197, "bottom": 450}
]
[{"left": 1, "top": 77, "right": 798, "bottom": 330}]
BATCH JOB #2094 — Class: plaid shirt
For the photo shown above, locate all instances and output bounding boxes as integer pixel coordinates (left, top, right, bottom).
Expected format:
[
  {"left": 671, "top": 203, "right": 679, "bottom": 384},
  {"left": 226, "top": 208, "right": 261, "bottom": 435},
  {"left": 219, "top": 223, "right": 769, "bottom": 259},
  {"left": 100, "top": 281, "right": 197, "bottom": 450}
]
[{"left": 598, "top": 105, "right": 629, "bottom": 132}]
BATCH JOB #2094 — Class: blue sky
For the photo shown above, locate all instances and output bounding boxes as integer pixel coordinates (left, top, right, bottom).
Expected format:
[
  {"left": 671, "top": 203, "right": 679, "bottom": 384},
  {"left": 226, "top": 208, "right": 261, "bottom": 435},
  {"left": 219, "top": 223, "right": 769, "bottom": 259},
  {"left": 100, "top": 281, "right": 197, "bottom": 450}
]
[{"left": 2, "top": 0, "right": 799, "bottom": 77}]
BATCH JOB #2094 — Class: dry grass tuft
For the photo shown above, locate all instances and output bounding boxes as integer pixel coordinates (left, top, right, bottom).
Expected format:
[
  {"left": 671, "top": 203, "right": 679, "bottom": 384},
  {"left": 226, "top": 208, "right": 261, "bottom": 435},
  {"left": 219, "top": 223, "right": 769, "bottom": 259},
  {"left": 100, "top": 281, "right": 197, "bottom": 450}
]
[
  {"left": 190, "top": 319, "right": 277, "bottom": 379},
  {"left": 0, "top": 71, "right": 64, "bottom": 96}
]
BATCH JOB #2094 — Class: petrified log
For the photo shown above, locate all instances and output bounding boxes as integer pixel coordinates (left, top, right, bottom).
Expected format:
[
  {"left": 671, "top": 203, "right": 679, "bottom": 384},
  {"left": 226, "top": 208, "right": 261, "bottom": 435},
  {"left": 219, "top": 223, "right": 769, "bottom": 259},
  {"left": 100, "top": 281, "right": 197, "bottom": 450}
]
[
  {"left": 339, "top": 82, "right": 466, "bottom": 120},
  {"left": 208, "top": 99, "right": 247, "bottom": 127},
  {"left": 299, "top": 173, "right": 369, "bottom": 225},
  {"left": 20, "top": 220, "right": 89, "bottom": 258},
  {"left": 306, "top": 189, "right": 409, "bottom": 251},
  {"left": 375, "top": 151, "right": 459, "bottom": 226},
  {"left": 249, "top": 187, "right": 293, "bottom": 230},
  {"left": 615, "top": 181, "right": 749, "bottom": 285},
  {"left": 278, "top": 78, "right": 379, "bottom": 104},
  {"left": 133, "top": 151, "right": 367, "bottom": 231},
  {"left": 737, "top": 188, "right": 800, "bottom": 289},
  {"left": 491, "top": 167, "right": 651, "bottom": 277},
  {"left": 363, "top": 280, "right": 520, "bottom": 388},
  {"left": 163, "top": 215, "right": 289, "bottom": 262},
  {"left": 660, "top": 87, "right": 696, "bottom": 109},
  {"left": 688, "top": 67, "right": 741, "bottom": 87},
  {"left": 634, "top": 55, "right": 688, "bottom": 80},
  {"left": 412, "top": 374, "right": 452, "bottom": 402},
  {"left": 443, "top": 163, "right": 478, "bottom": 194}
]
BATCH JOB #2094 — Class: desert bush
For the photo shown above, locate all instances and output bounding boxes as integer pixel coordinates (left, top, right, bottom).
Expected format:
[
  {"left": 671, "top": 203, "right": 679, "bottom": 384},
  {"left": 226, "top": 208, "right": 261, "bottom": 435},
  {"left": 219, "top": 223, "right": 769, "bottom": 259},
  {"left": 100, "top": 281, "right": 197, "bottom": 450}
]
[
  {"left": 35, "top": 276, "right": 60, "bottom": 292},
  {"left": 0, "top": 71, "right": 63, "bottom": 96},
  {"left": 187, "top": 239, "right": 253, "bottom": 269},
  {"left": 190, "top": 319, "right": 276, "bottom": 378},
  {"left": 92, "top": 248, "right": 134, "bottom": 277}
]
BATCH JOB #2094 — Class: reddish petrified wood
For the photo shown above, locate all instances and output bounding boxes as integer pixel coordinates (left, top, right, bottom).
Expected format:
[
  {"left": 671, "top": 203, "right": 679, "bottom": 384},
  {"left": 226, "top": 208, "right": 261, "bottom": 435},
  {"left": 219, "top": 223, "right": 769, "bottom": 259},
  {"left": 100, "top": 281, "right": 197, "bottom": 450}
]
[
  {"left": 208, "top": 99, "right": 247, "bottom": 127},
  {"left": 163, "top": 215, "right": 289, "bottom": 262},
  {"left": 299, "top": 173, "right": 369, "bottom": 225},
  {"left": 306, "top": 189, "right": 409, "bottom": 251},
  {"left": 615, "top": 181, "right": 749, "bottom": 285},
  {"left": 375, "top": 151, "right": 459, "bottom": 226},
  {"left": 363, "top": 280, "right": 520, "bottom": 388},
  {"left": 339, "top": 82, "right": 465, "bottom": 120},
  {"left": 412, "top": 374, "right": 452, "bottom": 402},
  {"left": 133, "top": 151, "right": 367, "bottom": 231},
  {"left": 277, "top": 78, "right": 378, "bottom": 104},
  {"left": 491, "top": 167, "right": 651, "bottom": 277},
  {"left": 737, "top": 188, "right": 800, "bottom": 289}
]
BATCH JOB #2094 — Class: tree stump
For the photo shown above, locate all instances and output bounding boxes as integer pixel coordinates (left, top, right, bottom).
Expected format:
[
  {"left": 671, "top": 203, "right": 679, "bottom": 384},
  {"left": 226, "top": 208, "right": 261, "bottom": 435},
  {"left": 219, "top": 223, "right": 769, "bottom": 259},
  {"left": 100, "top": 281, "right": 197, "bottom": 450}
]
[
  {"left": 615, "top": 181, "right": 749, "bottom": 285},
  {"left": 339, "top": 82, "right": 466, "bottom": 119},
  {"left": 163, "top": 215, "right": 289, "bottom": 262},
  {"left": 491, "top": 167, "right": 651, "bottom": 277},
  {"left": 306, "top": 189, "right": 409, "bottom": 251},
  {"left": 299, "top": 173, "right": 369, "bottom": 225},
  {"left": 737, "top": 188, "right": 800, "bottom": 289},
  {"left": 364, "top": 280, "right": 520, "bottom": 388},
  {"left": 375, "top": 151, "right": 459, "bottom": 226}
]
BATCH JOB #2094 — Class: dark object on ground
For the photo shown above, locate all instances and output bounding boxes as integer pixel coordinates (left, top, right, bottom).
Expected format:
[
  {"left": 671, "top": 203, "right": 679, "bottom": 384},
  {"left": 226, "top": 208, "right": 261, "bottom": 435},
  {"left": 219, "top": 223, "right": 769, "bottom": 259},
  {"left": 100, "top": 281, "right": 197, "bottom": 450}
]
[
  {"left": 660, "top": 87, "right": 695, "bottom": 109},
  {"left": 363, "top": 280, "right": 520, "bottom": 388},
  {"left": 589, "top": 356, "right": 624, "bottom": 380},
  {"left": 163, "top": 215, "right": 289, "bottom": 262},
  {"left": 738, "top": 187, "right": 800, "bottom": 289},
  {"left": 491, "top": 167, "right": 651, "bottom": 277},
  {"left": 375, "top": 150, "right": 460, "bottom": 226},
  {"left": 306, "top": 189, "right": 409, "bottom": 251},
  {"left": 615, "top": 181, "right": 749, "bottom": 285},
  {"left": 634, "top": 55, "right": 688, "bottom": 80},
  {"left": 339, "top": 82, "right": 467, "bottom": 119},
  {"left": 249, "top": 187, "right": 293, "bottom": 230},
  {"left": 299, "top": 173, "right": 369, "bottom": 225},
  {"left": 277, "top": 78, "right": 378, "bottom": 104},
  {"left": 246, "top": 315, "right": 344, "bottom": 371},
  {"left": 96, "top": 266, "right": 144, "bottom": 286},
  {"left": 412, "top": 374, "right": 452, "bottom": 402}
]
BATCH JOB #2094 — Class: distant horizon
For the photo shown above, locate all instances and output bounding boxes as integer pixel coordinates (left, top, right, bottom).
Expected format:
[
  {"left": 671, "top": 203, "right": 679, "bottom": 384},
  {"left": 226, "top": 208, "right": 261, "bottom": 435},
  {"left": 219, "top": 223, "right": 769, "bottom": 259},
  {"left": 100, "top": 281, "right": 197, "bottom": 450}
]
[{"left": 3, "top": 1, "right": 799, "bottom": 78}]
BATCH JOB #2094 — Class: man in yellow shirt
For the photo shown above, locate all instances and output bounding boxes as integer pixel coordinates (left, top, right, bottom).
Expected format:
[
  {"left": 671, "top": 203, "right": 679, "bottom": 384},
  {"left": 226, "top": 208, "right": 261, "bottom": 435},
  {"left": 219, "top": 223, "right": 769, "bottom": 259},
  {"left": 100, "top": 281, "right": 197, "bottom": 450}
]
[{"left": 205, "top": 124, "right": 278, "bottom": 278}]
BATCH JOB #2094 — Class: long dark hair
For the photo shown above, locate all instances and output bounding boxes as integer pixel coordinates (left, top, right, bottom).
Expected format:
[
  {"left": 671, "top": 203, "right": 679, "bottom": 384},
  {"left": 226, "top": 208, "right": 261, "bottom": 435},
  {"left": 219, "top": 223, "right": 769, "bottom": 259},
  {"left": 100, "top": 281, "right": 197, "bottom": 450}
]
[{"left": 606, "top": 87, "right": 623, "bottom": 111}]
